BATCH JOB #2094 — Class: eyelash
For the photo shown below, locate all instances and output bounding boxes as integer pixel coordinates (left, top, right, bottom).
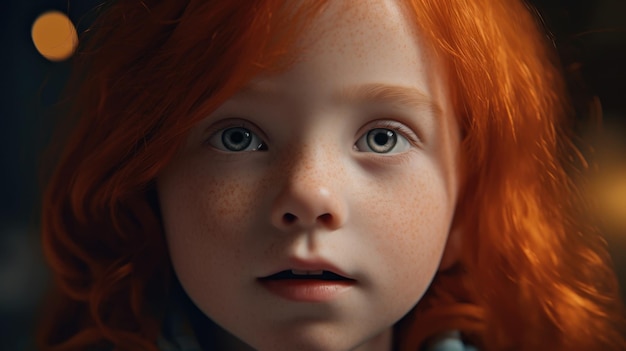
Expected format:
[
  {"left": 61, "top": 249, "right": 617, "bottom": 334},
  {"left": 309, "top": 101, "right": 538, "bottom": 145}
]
[{"left": 364, "top": 120, "right": 420, "bottom": 146}]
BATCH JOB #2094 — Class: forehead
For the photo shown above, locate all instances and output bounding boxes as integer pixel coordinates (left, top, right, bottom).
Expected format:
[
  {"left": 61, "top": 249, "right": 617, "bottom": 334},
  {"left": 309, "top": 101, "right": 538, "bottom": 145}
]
[
  {"left": 299, "top": 0, "right": 428, "bottom": 66},
  {"left": 303, "top": 1, "right": 418, "bottom": 51},
  {"left": 247, "top": 0, "right": 441, "bottom": 104}
]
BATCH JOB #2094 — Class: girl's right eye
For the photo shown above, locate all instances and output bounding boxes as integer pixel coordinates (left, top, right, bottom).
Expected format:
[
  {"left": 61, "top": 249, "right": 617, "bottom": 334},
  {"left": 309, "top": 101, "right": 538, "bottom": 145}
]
[{"left": 207, "top": 127, "right": 268, "bottom": 152}]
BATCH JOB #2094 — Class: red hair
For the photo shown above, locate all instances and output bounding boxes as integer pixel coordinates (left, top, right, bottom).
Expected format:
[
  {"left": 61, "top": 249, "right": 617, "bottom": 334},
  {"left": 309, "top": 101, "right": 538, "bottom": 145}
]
[
  {"left": 397, "top": 1, "right": 626, "bottom": 350},
  {"left": 38, "top": 1, "right": 625, "bottom": 350}
]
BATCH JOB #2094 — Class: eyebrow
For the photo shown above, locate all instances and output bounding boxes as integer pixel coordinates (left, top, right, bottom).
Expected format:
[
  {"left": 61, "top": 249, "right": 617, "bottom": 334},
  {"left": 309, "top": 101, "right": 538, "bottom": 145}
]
[
  {"left": 234, "top": 82, "right": 442, "bottom": 118},
  {"left": 336, "top": 83, "right": 442, "bottom": 117}
]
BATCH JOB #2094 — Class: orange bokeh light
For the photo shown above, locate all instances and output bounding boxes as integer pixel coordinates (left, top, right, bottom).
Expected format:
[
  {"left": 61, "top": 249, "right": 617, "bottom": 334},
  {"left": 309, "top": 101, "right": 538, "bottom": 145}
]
[{"left": 31, "top": 11, "right": 78, "bottom": 61}]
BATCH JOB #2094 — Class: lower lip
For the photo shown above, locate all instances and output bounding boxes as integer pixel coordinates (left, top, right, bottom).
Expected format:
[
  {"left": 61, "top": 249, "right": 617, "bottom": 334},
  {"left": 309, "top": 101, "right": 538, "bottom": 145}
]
[{"left": 259, "top": 279, "right": 355, "bottom": 302}]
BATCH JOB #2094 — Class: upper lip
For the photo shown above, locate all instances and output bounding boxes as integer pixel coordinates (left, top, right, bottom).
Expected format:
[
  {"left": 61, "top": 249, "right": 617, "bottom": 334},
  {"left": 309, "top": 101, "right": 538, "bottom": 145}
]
[{"left": 259, "top": 257, "right": 355, "bottom": 280}]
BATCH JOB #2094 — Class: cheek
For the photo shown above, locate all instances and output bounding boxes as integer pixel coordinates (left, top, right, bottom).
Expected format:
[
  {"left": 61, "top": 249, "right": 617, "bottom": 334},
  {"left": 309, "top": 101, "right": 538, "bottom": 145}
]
[
  {"left": 157, "top": 162, "right": 265, "bottom": 287},
  {"left": 354, "top": 166, "right": 452, "bottom": 295},
  {"left": 160, "top": 160, "right": 262, "bottom": 237}
]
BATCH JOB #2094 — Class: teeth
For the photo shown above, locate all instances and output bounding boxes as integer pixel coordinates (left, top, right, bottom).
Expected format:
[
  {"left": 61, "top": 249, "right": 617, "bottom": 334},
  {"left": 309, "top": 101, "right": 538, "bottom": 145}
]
[{"left": 291, "top": 269, "right": 324, "bottom": 275}]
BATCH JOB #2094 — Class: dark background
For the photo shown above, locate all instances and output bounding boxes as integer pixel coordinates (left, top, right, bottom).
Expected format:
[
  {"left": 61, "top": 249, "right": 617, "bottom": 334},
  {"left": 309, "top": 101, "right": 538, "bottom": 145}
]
[{"left": 0, "top": 1, "right": 624, "bottom": 350}]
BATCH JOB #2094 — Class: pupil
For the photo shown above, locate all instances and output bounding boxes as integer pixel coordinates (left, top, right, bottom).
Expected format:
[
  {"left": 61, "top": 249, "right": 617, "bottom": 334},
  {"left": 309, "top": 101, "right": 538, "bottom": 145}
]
[
  {"left": 374, "top": 132, "right": 389, "bottom": 145},
  {"left": 366, "top": 128, "right": 396, "bottom": 153},
  {"left": 230, "top": 131, "right": 244, "bottom": 144},
  {"left": 222, "top": 127, "right": 252, "bottom": 151}
]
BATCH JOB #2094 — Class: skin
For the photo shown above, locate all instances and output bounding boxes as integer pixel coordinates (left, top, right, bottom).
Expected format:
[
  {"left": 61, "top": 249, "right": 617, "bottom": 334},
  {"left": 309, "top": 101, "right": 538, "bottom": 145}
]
[{"left": 157, "top": 1, "right": 461, "bottom": 350}]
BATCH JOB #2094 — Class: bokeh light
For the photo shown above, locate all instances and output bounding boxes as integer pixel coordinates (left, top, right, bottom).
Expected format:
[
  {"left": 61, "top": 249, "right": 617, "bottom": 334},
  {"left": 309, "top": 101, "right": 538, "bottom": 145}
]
[
  {"left": 31, "top": 10, "right": 78, "bottom": 62},
  {"left": 591, "top": 167, "right": 626, "bottom": 232},
  {"left": 584, "top": 121, "right": 626, "bottom": 235}
]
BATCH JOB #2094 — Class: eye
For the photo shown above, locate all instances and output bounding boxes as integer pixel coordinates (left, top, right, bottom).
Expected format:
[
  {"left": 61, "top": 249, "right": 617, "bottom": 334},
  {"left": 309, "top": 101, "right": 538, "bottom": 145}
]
[
  {"left": 354, "top": 128, "right": 411, "bottom": 154},
  {"left": 207, "top": 126, "right": 267, "bottom": 152}
]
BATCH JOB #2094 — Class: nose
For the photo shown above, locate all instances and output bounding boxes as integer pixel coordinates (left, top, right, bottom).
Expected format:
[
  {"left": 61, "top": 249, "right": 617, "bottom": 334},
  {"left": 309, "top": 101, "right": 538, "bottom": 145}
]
[{"left": 270, "top": 148, "right": 348, "bottom": 232}]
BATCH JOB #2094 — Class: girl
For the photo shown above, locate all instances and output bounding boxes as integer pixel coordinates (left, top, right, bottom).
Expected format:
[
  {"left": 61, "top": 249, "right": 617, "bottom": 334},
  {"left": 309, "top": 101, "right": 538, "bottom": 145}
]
[{"left": 38, "top": 0, "right": 626, "bottom": 350}]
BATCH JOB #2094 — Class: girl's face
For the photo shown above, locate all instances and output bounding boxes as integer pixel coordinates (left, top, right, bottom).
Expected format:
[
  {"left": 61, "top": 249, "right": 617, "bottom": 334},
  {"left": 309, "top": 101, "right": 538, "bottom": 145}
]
[{"left": 157, "top": 1, "right": 461, "bottom": 350}]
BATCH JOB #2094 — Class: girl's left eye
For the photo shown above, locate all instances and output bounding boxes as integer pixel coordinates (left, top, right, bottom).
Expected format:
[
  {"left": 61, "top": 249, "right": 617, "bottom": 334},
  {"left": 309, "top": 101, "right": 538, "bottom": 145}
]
[
  {"left": 207, "top": 127, "right": 267, "bottom": 152},
  {"left": 354, "top": 128, "right": 411, "bottom": 154}
]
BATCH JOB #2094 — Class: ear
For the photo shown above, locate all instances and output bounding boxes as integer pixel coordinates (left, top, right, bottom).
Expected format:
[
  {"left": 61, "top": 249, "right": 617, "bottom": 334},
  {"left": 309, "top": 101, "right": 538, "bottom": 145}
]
[{"left": 439, "top": 224, "right": 462, "bottom": 271}]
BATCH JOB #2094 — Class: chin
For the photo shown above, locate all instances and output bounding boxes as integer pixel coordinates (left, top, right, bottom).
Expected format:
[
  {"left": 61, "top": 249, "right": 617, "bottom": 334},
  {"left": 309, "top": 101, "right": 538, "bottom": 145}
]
[
  {"left": 241, "top": 326, "right": 387, "bottom": 351},
  {"left": 250, "top": 339, "right": 350, "bottom": 351}
]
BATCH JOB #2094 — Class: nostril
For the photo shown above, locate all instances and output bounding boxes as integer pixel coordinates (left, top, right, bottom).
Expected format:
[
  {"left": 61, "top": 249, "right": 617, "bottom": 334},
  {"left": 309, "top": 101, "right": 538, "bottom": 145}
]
[
  {"left": 318, "top": 213, "right": 332, "bottom": 224},
  {"left": 278, "top": 213, "right": 336, "bottom": 227},
  {"left": 283, "top": 213, "right": 297, "bottom": 224}
]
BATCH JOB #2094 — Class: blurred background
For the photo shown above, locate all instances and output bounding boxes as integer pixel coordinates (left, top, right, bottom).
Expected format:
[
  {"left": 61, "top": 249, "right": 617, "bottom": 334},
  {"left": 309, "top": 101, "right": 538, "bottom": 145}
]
[{"left": 0, "top": 0, "right": 624, "bottom": 350}]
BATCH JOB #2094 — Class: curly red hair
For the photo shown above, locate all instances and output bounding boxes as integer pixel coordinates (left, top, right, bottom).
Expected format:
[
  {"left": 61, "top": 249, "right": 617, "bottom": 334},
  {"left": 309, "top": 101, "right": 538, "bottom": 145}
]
[{"left": 38, "top": 1, "right": 625, "bottom": 350}]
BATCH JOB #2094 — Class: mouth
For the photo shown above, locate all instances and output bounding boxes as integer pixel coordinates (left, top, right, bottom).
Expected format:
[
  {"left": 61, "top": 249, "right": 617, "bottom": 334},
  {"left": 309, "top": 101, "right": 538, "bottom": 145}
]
[
  {"left": 260, "top": 269, "right": 355, "bottom": 281},
  {"left": 258, "top": 269, "right": 356, "bottom": 302}
]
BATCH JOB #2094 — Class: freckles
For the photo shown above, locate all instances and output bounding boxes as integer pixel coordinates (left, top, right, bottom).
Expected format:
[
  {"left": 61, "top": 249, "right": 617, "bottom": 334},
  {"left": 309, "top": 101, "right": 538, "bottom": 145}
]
[
  {"left": 204, "top": 180, "right": 254, "bottom": 227},
  {"left": 368, "top": 169, "right": 448, "bottom": 253},
  {"left": 209, "top": 181, "right": 246, "bottom": 217},
  {"left": 376, "top": 171, "right": 448, "bottom": 287},
  {"left": 172, "top": 164, "right": 257, "bottom": 247},
  {"left": 314, "top": 1, "right": 414, "bottom": 69},
  {"left": 405, "top": 174, "right": 446, "bottom": 243},
  {"left": 170, "top": 173, "right": 257, "bottom": 272}
]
